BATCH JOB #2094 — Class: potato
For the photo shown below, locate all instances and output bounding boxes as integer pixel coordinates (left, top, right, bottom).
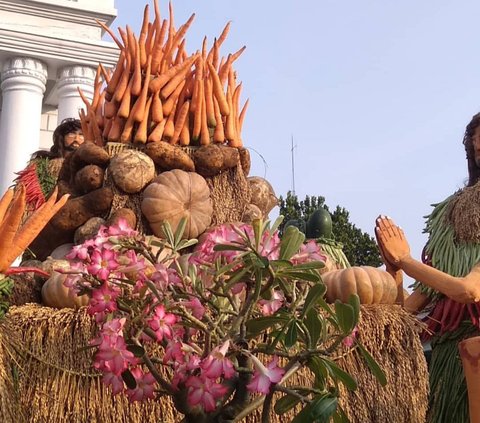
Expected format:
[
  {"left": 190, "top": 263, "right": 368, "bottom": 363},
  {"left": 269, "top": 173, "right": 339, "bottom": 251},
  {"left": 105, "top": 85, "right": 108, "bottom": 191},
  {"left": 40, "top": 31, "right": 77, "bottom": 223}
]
[
  {"left": 74, "top": 165, "right": 105, "bottom": 194},
  {"left": 194, "top": 145, "right": 240, "bottom": 177},
  {"left": 145, "top": 142, "right": 195, "bottom": 172}
]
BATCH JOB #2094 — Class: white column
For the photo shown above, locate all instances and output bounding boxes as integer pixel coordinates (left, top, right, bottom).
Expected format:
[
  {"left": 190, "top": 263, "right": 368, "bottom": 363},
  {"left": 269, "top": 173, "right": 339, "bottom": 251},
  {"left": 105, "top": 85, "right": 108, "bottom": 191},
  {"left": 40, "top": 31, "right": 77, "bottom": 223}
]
[
  {"left": 0, "top": 57, "right": 48, "bottom": 195},
  {"left": 56, "top": 65, "right": 96, "bottom": 124}
]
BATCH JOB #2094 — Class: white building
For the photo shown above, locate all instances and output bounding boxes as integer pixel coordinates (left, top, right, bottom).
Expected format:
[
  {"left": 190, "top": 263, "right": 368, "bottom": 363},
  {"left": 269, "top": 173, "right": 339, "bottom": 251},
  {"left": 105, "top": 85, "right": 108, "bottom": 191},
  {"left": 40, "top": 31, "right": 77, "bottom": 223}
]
[{"left": 0, "top": 0, "right": 120, "bottom": 194}]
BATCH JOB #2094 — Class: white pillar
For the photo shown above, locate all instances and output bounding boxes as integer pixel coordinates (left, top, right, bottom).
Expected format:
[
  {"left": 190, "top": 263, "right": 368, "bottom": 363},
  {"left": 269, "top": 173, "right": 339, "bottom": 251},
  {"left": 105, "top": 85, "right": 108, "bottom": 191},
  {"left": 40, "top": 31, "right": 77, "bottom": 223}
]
[
  {"left": 0, "top": 57, "right": 48, "bottom": 195},
  {"left": 57, "top": 65, "right": 96, "bottom": 124}
]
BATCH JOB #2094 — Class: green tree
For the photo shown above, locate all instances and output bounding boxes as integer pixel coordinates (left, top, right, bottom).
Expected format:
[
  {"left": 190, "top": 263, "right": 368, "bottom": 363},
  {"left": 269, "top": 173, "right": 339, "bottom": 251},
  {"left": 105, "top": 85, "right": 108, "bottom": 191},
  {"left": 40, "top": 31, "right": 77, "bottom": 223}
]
[{"left": 278, "top": 191, "right": 382, "bottom": 267}]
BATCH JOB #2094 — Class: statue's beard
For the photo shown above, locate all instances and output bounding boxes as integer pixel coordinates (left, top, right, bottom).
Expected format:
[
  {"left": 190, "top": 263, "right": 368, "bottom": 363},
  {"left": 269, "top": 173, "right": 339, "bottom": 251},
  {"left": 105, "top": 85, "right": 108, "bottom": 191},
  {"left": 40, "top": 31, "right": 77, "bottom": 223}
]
[{"left": 64, "top": 143, "right": 80, "bottom": 152}]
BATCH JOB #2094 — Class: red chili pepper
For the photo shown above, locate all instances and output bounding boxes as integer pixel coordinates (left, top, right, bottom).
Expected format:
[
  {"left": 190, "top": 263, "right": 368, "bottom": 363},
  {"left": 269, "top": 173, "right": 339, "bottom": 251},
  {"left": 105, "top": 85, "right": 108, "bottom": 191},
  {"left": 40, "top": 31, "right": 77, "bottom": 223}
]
[{"left": 5, "top": 266, "right": 50, "bottom": 278}]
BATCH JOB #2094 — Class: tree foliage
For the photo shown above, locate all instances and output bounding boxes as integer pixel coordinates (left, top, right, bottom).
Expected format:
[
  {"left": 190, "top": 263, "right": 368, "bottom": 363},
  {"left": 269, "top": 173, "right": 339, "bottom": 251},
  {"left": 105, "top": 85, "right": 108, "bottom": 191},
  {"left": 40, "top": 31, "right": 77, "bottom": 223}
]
[{"left": 278, "top": 191, "right": 382, "bottom": 267}]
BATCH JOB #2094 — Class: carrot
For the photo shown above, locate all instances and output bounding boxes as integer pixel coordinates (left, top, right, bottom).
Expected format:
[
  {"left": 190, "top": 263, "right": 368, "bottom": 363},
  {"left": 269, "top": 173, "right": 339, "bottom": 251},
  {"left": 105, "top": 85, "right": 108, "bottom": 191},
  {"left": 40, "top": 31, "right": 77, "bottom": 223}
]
[
  {"left": 151, "top": 19, "right": 169, "bottom": 74},
  {"left": 147, "top": 118, "right": 167, "bottom": 143},
  {"left": 108, "top": 116, "right": 126, "bottom": 143},
  {"left": 153, "top": 0, "right": 161, "bottom": 22},
  {"left": 113, "top": 53, "right": 132, "bottom": 103},
  {"left": 91, "top": 65, "right": 103, "bottom": 111},
  {"left": 189, "top": 68, "right": 199, "bottom": 114},
  {"left": 0, "top": 188, "right": 14, "bottom": 224},
  {"left": 131, "top": 57, "right": 152, "bottom": 123},
  {"left": 200, "top": 92, "right": 210, "bottom": 146},
  {"left": 170, "top": 100, "right": 190, "bottom": 145},
  {"left": 204, "top": 76, "right": 216, "bottom": 127},
  {"left": 89, "top": 108, "right": 103, "bottom": 146},
  {"left": 118, "top": 27, "right": 129, "bottom": 52},
  {"left": 104, "top": 99, "right": 120, "bottom": 119},
  {"left": 216, "top": 21, "right": 231, "bottom": 48},
  {"left": 202, "top": 36, "right": 208, "bottom": 61},
  {"left": 163, "top": 13, "right": 196, "bottom": 66},
  {"left": 77, "top": 87, "right": 92, "bottom": 115},
  {"left": 160, "top": 59, "right": 193, "bottom": 100},
  {"left": 225, "top": 88, "right": 237, "bottom": 146},
  {"left": 102, "top": 117, "right": 113, "bottom": 140},
  {"left": 95, "top": 91, "right": 106, "bottom": 129},
  {"left": 138, "top": 4, "right": 150, "bottom": 69},
  {"left": 151, "top": 90, "right": 164, "bottom": 123},
  {"left": 174, "top": 39, "right": 186, "bottom": 66},
  {"left": 150, "top": 53, "right": 198, "bottom": 93},
  {"left": 117, "top": 79, "right": 133, "bottom": 119},
  {"left": 134, "top": 96, "right": 153, "bottom": 144},
  {"left": 79, "top": 109, "right": 94, "bottom": 142},
  {"left": 131, "top": 37, "right": 142, "bottom": 97},
  {"left": 179, "top": 113, "right": 191, "bottom": 146},
  {"left": 145, "top": 21, "right": 156, "bottom": 58},
  {"left": 99, "top": 63, "right": 111, "bottom": 84},
  {"left": 126, "top": 26, "right": 137, "bottom": 73},
  {"left": 191, "top": 77, "right": 204, "bottom": 141},
  {"left": 106, "top": 51, "right": 126, "bottom": 98},
  {"left": 95, "top": 19, "right": 124, "bottom": 50},
  {"left": 212, "top": 97, "right": 225, "bottom": 143},
  {"left": 120, "top": 114, "right": 135, "bottom": 143},
  {"left": 206, "top": 61, "right": 229, "bottom": 116},
  {"left": 238, "top": 98, "right": 249, "bottom": 132},
  {"left": 163, "top": 108, "right": 176, "bottom": 141},
  {"left": 0, "top": 185, "right": 26, "bottom": 264},
  {"left": 162, "top": 79, "right": 186, "bottom": 117}
]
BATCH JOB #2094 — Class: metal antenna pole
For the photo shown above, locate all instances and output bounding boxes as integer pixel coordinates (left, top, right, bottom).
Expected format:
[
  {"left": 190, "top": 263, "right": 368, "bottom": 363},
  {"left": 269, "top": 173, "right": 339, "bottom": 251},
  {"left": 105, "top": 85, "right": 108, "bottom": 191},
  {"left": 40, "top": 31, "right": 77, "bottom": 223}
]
[{"left": 291, "top": 135, "right": 296, "bottom": 195}]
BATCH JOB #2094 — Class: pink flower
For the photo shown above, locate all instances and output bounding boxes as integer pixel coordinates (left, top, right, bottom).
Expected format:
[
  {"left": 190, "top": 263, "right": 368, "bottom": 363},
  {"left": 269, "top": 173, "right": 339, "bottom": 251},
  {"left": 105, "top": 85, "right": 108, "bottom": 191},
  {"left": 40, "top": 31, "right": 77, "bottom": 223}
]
[
  {"left": 185, "top": 375, "right": 228, "bottom": 412},
  {"left": 88, "top": 282, "right": 120, "bottom": 315},
  {"left": 171, "top": 353, "right": 201, "bottom": 389},
  {"left": 117, "top": 250, "right": 148, "bottom": 277},
  {"left": 291, "top": 240, "right": 327, "bottom": 264},
  {"left": 163, "top": 340, "right": 186, "bottom": 364},
  {"left": 182, "top": 297, "right": 205, "bottom": 319},
  {"left": 107, "top": 218, "right": 138, "bottom": 237},
  {"left": 66, "top": 239, "right": 95, "bottom": 261},
  {"left": 126, "top": 367, "right": 157, "bottom": 402},
  {"left": 258, "top": 231, "right": 281, "bottom": 260},
  {"left": 94, "top": 336, "right": 136, "bottom": 375},
  {"left": 87, "top": 248, "right": 119, "bottom": 281},
  {"left": 146, "top": 305, "right": 177, "bottom": 342},
  {"left": 201, "top": 341, "right": 236, "bottom": 379},
  {"left": 91, "top": 318, "right": 126, "bottom": 348},
  {"left": 102, "top": 372, "right": 125, "bottom": 395},
  {"left": 246, "top": 355, "right": 285, "bottom": 394},
  {"left": 342, "top": 326, "right": 359, "bottom": 348},
  {"left": 258, "top": 290, "right": 285, "bottom": 316}
]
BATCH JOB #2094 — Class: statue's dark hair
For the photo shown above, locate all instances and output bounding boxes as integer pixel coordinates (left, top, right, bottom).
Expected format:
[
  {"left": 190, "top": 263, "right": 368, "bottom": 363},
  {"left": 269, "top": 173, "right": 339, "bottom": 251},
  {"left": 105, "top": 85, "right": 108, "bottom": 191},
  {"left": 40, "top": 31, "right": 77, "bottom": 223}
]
[
  {"left": 463, "top": 112, "right": 480, "bottom": 187},
  {"left": 32, "top": 118, "right": 82, "bottom": 159}
]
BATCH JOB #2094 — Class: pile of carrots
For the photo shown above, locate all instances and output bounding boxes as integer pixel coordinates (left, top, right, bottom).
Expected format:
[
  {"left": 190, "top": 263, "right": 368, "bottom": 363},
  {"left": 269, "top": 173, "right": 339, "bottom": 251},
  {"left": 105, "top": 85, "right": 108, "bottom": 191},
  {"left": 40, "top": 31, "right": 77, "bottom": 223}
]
[{"left": 79, "top": 0, "right": 248, "bottom": 148}]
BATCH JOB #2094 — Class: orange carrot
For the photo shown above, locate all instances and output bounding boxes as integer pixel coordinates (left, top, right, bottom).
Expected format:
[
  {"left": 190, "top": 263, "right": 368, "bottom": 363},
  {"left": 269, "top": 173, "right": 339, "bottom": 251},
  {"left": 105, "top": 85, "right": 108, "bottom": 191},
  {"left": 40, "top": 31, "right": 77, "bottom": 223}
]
[
  {"left": 212, "top": 97, "right": 225, "bottom": 143},
  {"left": 138, "top": 4, "right": 150, "bottom": 69},
  {"left": 0, "top": 188, "right": 14, "bottom": 224},
  {"left": 77, "top": 87, "right": 92, "bottom": 115},
  {"left": 217, "top": 21, "right": 231, "bottom": 48},
  {"left": 207, "top": 61, "right": 229, "bottom": 116},
  {"left": 163, "top": 13, "right": 195, "bottom": 66},
  {"left": 79, "top": 109, "right": 94, "bottom": 142},
  {"left": 225, "top": 88, "right": 237, "bottom": 145},
  {"left": 163, "top": 107, "right": 176, "bottom": 141},
  {"left": 238, "top": 98, "right": 249, "bottom": 133},
  {"left": 151, "top": 19, "right": 168, "bottom": 74},
  {"left": 151, "top": 90, "right": 164, "bottom": 123},
  {"left": 126, "top": 26, "right": 137, "bottom": 73},
  {"left": 108, "top": 116, "right": 126, "bottom": 142},
  {"left": 113, "top": 53, "right": 132, "bottom": 103},
  {"left": 102, "top": 117, "right": 113, "bottom": 140},
  {"left": 117, "top": 79, "right": 133, "bottom": 119},
  {"left": 131, "top": 57, "right": 152, "bottom": 123},
  {"left": 106, "top": 51, "right": 126, "bottom": 98},
  {"left": 145, "top": 21, "right": 156, "bottom": 58},
  {"left": 202, "top": 35, "right": 208, "bottom": 61},
  {"left": 147, "top": 118, "right": 166, "bottom": 143},
  {"left": 104, "top": 99, "right": 120, "bottom": 119},
  {"left": 204, "top": 76, "right": 216, "bottom": 127},
  {"left": 160, "top": 61, "right": 191, "bottom": 99},
  {"left": 163, "top": 79, "right": 185, "bottom": 116},
  {"left": 120, "top": 114, "right": 135, "bottom": 143},
  {"left": 200, "top": 91, "right": 210, "bottom": 146},
  {"left": 153, "top": 0, "right": 161, "bottom": 22},
  {"left": 174, "top": 39, "right": 186, "bottom": 66},
  {"left": 95, "top": 19, "right": 124, "bottom": 50},
  {"left": 0, "top": 185, "right": 26, "bottom": 262},
  {"left": 134, "top": 96, "right": 153, "bottom": 144},
  {"left": 191, "top": 77, "right": 204, "bottom": 141},
  {"left": 89, "top": 108, "right": 103, "bottom": 146},
  {"left": 99, "top": 63, "right": 111, "bottom": 84},
  {"left": 131, "top": 37, "right": 142, "bottom": 97},
  {"left": 179, "top": 117, "right": 191, "bottom": 146},
  {"left": 95, "top": 91, "right": 106, "bottom": 129},
  {"left": 170, "top": 100, "right": 190, "bottom": 145},
  {"left": 150, "top": 53, "right": 198, "bottom": 93}
]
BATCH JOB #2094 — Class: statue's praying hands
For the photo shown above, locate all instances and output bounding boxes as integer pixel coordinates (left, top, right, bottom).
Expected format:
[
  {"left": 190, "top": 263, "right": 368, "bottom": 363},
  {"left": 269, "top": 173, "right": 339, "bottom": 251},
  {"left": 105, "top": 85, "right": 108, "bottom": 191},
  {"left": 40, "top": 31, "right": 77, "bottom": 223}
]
[{"left": 375, "top": 215, "right": 480, "bottom": 304}]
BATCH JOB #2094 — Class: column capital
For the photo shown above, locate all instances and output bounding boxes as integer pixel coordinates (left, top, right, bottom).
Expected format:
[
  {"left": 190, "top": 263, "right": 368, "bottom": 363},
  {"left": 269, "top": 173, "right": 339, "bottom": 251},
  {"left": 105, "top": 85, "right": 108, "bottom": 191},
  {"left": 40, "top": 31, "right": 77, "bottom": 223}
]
[
  {"left": 1, "top": 57, "right": 48, "bottom": 87},
  {"left": 57, "top": 65, "right": 96, "bottom": 90}
]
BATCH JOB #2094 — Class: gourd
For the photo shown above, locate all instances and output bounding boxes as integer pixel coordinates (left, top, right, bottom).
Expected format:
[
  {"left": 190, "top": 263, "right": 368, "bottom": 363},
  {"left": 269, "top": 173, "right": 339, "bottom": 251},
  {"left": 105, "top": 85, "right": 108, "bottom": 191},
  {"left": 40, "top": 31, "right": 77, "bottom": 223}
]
[
  {"left": 141, "top": 169, "right": 213, "bottom": 239},
  {"left": 322, "top": 266, "right": 398, "bottom": 304},
  {"left": 306, "top": 208, "right": 332, "bottom": 239},
  {"left": 41, "top": 271, "right": 89, "bottom": 309}
]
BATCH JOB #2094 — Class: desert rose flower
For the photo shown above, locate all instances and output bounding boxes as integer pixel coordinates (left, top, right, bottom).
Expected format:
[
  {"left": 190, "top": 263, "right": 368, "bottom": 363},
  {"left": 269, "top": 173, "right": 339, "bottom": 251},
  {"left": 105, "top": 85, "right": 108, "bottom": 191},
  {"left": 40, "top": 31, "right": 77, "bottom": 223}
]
[{"left": 246, "top": 355, "right": 285, "bottom": 394}]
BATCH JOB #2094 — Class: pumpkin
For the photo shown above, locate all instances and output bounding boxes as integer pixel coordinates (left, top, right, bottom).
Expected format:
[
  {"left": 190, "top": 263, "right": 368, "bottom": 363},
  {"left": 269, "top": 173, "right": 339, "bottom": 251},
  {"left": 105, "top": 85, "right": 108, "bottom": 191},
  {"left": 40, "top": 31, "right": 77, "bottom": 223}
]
[
  {"left": 306, "top": 208, "right": 332, "bottom": 239},
  {"left": 322, "top": 266, "right": 398, "bottom": 304},
  {"left": 141, "top": 169, "right": 213, "bottom": 239},
  {"left": 41, "top": 271, "right": 89, "bottom": 309}
]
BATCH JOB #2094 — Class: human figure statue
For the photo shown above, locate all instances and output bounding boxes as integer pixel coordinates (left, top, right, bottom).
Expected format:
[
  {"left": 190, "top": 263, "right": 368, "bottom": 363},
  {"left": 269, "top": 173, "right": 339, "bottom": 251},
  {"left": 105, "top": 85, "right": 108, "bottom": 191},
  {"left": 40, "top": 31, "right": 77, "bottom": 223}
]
[{"left": 375, "top": 112, "right": 480, "bottom": 423}]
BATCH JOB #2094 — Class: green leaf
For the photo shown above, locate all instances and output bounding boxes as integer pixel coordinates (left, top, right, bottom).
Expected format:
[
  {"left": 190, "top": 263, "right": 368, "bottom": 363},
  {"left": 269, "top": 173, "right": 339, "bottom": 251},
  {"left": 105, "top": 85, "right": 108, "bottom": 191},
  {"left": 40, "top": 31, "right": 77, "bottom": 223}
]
[
  {"left": 348, "top": 294, "right": 360, "bottom": 322},
  {"left": 307, "top": 355, "right": 328, "bottom": 390},
  {"left": 126, "top": 345, "right": 146, "bottom": 358},
  {"left": 284, "top": 321, "right": 298, "bottom": 348},
  {"left": 280, "top": 226, "right": 306, "bottom": 260},
  {"left": 121, "top": 369, "right": 137, "bottom": 389},
  {"left": 213, "top": 244, "right": 246, "bottom": 252},
  {"left": 161, "top": 220, "right": 175, "bottom": 245},
  {"left": 292, "top": 394, "right": 338, "bottom": 423},
  {"left": 280, "top": 270, "right": 320, "bottom": 282},
  {"left": 274, "top": 393, "right": 303, "bottom": 415},
  {"left": 334, "top": 301, "right": 356, "bottom": 334},
  {"left": 301, "top": 283, "right": 327, "bottom": 318},
  {"left": 304, "top": 308, "right": 322, "bottom": 347},
  {"left": 322, "top": 359, "right": 358, "bottom": 390},
  {"left": 173, "top": 217, "right": 188, "bottom": 244},
  {"left": 246, "top": 315, "right": 290, "bottom": 338},
  {"left": 357, "top": 343, "right": 387, "bottom": 386},
  {"left": 294, "top": 261, "right": 326, "bottom": 270},
  {"left": 332, "top": 405, "right": 350, "bottom": 423}
]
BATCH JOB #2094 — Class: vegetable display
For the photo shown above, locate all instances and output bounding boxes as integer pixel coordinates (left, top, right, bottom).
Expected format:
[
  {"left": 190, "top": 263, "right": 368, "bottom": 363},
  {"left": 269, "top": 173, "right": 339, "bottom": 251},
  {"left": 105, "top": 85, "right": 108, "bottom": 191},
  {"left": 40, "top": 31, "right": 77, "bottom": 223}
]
[{"left": 79, "top": 0, "right": 248, "bottom": 148}]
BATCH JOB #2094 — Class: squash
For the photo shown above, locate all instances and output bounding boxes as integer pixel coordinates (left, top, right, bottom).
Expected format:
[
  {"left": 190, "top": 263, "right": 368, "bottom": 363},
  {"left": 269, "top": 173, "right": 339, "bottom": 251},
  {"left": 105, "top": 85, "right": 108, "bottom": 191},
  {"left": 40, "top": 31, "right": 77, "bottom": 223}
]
[
  {"left": 306, "top": 208, "right": 332, "bottom": 239},
  {"left": 322, "top": 266, "right": 398, "bottom": 304},
  {"left": 41, "top": 271, "right": 89, "bottom": 309},
  {"left": 141, "top": 169, "right": 213, "bottom": 239}
]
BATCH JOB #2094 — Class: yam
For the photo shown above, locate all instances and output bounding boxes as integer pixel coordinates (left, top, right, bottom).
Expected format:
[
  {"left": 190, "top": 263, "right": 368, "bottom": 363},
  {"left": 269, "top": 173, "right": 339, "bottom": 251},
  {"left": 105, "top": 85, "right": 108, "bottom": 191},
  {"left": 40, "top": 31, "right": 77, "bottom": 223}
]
[
  {"left": 74, "top": 165, "right": 105, "bottom": 194},
  {"left": 109, "top": 150, "right": 155, "bottom": 194},
  {"left": 71, "top": 143, "right": 110, "bottom": 167},
  {"left": 193, "top": 145, "right": 239, "bottom": 177},
  {"left": 74, "top": 217, "right": 106, "bottom": 244},
  {"left": 239, "top": 148, "right": 251, "bottom": 176},
  {"left": 106, "top": 207, "right": 137, "bottom": 230},
  {"left": 144, "top": 142, "right": 195, "bottom": 172}
]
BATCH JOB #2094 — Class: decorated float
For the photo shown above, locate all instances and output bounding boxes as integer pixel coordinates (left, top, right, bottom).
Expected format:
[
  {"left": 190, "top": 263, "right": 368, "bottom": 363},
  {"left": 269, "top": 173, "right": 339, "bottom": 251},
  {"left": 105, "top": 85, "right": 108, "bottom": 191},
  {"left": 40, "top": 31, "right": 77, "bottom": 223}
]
[{"left": 0, "top": 1, "right": 428, "bottom": 422}]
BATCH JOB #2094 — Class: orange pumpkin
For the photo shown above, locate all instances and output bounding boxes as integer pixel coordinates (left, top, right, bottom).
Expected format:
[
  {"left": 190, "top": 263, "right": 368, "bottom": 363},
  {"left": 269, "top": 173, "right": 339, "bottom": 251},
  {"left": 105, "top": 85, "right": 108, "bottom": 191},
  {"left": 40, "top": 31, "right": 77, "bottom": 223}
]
[
  {"left": 41, "top": 271, "right": 89, "bottom": 309},
  {"left": 322, "top": 266, "right": 397, "bottom": 304},
  {"left": 141, "top": 170, "right": 213, "bottom": 239}
]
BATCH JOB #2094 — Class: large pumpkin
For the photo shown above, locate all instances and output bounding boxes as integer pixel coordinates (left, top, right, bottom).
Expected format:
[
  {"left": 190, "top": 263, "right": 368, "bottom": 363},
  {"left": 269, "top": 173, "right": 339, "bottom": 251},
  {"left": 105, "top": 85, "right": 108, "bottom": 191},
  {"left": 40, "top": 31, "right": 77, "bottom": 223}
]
[
  {"left": 322, "top": 266, "right": 398, "bottom": 304},
  {"left": 41, "top": 271, "right": 89, "bottom": 309},
  {"left": 141, "top": 169, "right": 213, "bottom": 239}
]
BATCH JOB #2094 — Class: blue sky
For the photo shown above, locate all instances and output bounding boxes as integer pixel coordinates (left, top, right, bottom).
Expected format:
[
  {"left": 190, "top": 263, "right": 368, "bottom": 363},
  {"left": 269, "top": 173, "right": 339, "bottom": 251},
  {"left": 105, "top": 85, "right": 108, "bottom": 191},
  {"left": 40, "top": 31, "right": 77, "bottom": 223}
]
[{"left": 113, "top": 1, "right": 480, "bottom": 287}]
